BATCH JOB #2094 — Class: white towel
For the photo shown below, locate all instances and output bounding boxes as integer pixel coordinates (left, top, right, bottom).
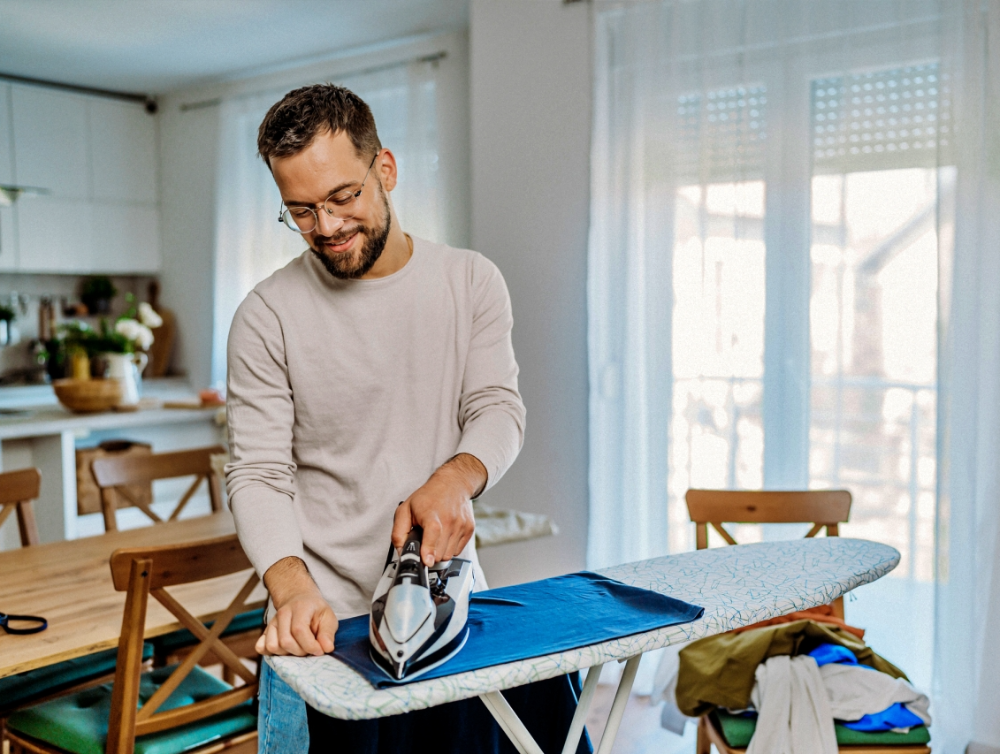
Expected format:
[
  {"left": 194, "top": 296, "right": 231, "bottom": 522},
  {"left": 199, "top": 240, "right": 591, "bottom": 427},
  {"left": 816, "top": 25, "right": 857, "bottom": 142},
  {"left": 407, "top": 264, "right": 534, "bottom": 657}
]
[
  {"left": 747, "top": 655, "right": 839, "bottom": 754},
  {"left": 820, "top": 663, "right": 932, "bottom": 726}
]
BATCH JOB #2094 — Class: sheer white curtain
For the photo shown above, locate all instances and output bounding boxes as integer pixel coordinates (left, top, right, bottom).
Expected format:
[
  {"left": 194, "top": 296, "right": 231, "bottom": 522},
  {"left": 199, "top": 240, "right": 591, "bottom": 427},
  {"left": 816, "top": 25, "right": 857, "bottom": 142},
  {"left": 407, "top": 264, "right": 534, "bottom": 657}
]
[
  {"left": 588, "top": 2, "right": 1000, "bottom": 750},
  {"left": 211, "top": 60, "right": 444, "bottom": 387}
]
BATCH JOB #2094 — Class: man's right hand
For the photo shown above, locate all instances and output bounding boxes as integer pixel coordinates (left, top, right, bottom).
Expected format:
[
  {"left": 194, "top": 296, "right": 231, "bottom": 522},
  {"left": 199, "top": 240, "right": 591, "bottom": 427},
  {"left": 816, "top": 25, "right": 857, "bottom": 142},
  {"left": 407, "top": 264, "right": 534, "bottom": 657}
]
[{"left": 256, "top": 556, "right": 338, "bottom": 657}]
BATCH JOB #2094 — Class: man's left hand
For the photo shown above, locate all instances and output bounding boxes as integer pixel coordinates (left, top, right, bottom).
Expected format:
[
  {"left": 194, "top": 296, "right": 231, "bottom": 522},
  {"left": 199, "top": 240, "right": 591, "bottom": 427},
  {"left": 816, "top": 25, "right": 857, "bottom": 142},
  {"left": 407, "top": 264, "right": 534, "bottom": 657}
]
[{"left": 392, "top": 453, "right": 487, "bottom": 566}]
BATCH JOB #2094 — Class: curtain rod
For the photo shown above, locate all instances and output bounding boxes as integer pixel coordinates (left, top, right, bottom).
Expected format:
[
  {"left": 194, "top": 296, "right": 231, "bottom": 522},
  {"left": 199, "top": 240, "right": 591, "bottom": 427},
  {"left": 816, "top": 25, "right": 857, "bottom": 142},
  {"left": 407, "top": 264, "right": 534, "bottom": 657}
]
[
  {"left": 0, "top": 71, "right": 157, "bottom": 113},
  {"left": 179, "top": 50, "right": 447, "bottom": 113}
]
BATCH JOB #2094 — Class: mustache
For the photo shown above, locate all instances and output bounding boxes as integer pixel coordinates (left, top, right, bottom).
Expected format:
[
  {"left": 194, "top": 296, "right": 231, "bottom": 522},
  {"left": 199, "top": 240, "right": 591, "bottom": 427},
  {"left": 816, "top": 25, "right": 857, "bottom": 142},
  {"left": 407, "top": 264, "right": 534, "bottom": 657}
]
[{"left": 315, "top": 226, "right": 363, "bottom": 244}]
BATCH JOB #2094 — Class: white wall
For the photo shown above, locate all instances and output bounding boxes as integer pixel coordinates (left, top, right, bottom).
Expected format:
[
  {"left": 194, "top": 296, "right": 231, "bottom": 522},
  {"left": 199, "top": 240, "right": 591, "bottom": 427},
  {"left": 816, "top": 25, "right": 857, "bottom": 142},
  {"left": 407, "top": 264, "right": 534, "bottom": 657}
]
[
  {"left": 157, "top": 30, "right": 470, "bottom": 390},
  {"left": 470, "top": 0, "right": 592, "bottom": 585}
]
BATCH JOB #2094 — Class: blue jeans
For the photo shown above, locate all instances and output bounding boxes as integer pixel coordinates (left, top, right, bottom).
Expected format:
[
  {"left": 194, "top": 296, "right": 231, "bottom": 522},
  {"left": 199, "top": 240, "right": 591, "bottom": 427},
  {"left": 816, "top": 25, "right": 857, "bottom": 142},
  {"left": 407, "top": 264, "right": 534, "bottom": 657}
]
[{"left": 259, "top": 660, "right": 309, "bottom": 754}]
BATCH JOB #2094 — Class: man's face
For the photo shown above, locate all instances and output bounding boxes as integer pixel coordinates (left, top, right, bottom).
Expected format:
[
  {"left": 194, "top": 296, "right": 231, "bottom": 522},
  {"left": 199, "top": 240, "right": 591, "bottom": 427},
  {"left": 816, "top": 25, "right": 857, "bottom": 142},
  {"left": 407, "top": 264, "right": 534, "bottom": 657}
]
[{"left": 271, "top": 129, "right": 391, "bottom": 279}]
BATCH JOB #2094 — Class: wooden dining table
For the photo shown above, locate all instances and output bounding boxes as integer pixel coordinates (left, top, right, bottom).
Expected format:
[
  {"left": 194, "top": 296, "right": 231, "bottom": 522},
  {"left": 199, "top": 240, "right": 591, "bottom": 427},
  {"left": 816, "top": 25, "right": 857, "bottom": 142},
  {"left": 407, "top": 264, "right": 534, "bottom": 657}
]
[{"left": 0, "top": 511, "right": 267, "bottom": 679}]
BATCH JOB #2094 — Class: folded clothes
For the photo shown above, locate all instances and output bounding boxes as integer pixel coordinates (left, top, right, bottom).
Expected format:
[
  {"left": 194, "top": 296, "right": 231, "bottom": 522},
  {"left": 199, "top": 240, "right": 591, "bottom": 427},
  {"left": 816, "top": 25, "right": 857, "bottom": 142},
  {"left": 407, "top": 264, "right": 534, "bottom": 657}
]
[
  {"left": 841, "top": 702, "right": 927, "bottom": 732},
  {"left": 730, "top": 604, "right": 866, "bottom": 640},
  {"left": 820, "top": 662, "right": 931, "bottom": 728},
  {"left": 676, "top": 620, "right": 906, "bottom": 717},
  {"left": 332, "top": 571, "right": 704, "bottom": 689}
]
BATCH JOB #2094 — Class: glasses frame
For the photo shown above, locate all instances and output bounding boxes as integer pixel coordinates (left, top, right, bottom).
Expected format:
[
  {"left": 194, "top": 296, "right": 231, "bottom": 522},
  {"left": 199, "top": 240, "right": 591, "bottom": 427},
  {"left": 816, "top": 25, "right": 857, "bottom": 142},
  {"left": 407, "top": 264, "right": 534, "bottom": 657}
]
[{"left": 278, "top": 151, "right": 380, "bottom": 234}]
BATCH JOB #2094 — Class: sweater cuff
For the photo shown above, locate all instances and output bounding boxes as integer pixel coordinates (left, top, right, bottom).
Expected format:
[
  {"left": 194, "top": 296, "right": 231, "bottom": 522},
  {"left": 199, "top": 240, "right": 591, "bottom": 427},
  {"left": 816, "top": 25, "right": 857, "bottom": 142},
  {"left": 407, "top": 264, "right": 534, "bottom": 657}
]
[
  {"left": 456, "top": 411, "right": 523, "bottom": 495},
  {"left": 230, "top": 487, "right": 306, "bottom": 580}
]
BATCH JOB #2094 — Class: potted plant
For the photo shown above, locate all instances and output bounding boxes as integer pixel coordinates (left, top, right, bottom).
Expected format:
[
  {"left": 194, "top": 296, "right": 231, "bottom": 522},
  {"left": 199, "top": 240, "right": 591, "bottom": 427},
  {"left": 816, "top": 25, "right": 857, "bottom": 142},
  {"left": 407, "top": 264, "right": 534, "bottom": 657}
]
[
  {"left": 58, "top": 296, "right": 162, "bottom": 406},
  {"left": 79, "top": 276, "right": 117, "bottom": 315},
  {"left": 0, "top": 303, "right": 14, "bottom": 347}
]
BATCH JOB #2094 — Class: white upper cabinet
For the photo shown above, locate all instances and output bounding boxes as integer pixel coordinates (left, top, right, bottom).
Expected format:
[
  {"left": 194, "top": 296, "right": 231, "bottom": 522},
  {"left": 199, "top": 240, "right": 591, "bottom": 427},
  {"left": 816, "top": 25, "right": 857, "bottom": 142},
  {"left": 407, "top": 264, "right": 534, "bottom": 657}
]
[
  {"left": 5, "top": 84, "right": 160, "bottom": 274},
  {"left": 89, "top": 98, "right": 157, "bottom": 204},
  {"left": 12, "top": 85, "right": 90, "bottom": 199},
  {"left": 0, "top": 84, "right": 17, "bottom": 271},
  {"left": 0, "top": 83, "right": 13, "bottom": 184}
]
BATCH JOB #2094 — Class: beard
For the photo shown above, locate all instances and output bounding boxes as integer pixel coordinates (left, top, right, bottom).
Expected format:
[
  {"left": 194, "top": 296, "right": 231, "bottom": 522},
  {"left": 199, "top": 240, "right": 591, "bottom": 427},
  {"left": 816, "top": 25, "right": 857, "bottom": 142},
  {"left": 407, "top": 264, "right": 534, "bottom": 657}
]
[{"left": 309, "top": 183, "right": 391, "bottom": 280}]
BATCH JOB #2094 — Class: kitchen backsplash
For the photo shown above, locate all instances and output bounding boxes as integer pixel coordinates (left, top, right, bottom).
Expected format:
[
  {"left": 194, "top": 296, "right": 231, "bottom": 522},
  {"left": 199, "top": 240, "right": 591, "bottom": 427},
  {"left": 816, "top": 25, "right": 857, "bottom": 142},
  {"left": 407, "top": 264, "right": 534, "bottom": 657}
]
[{"left": 0, "top": 273, "right": 157, "bottom": 379}]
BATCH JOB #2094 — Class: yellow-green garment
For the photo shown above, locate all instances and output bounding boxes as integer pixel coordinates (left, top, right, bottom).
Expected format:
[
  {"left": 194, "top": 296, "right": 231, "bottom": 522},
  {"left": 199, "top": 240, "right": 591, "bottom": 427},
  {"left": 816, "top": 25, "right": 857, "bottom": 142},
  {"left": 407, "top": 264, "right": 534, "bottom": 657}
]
[{"left": 675, "top": 620, "right": 907, "bottom": 717}]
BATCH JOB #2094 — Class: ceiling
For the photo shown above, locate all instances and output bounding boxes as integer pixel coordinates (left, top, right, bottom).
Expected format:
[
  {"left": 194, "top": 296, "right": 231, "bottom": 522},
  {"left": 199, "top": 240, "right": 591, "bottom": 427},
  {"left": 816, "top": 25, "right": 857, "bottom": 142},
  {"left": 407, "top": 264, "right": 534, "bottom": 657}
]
[{"left": 0, "top": 0, "right": 469, "bottom": 95}]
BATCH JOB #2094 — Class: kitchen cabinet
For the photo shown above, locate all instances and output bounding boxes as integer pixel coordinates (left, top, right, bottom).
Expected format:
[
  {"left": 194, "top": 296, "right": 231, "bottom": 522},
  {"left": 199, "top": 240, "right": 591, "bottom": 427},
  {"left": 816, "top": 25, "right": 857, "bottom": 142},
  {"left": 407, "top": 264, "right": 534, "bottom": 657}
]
[
  {"left": 12, "top": 85, "right": 90, "bottom": 200},
  {"left": 89, "top": 98, "right": 157, "bottom": 205},
  {"left": 16, "top": 196, "right": 94, "bottom": 273},
  {"left": 3, "top": 83, "right": 160, "bottom": 274},
  {"left": 0, "top": 84, "right": 17, "bottom": 271}
]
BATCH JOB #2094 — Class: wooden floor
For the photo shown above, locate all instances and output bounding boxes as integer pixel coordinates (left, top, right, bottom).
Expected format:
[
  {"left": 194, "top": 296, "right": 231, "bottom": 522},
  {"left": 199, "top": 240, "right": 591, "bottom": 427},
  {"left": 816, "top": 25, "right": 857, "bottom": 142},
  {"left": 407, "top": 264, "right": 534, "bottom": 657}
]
[{"left": 586, "top": 686, "right": 696, "bottom": 754}]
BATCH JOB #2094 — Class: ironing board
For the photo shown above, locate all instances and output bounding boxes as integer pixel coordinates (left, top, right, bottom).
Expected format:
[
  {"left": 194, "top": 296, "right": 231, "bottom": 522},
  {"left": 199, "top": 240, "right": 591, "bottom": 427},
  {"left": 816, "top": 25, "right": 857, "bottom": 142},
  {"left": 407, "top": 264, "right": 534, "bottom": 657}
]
[{"left": 270, "top": 537, "right": 899, "bottom": 754}]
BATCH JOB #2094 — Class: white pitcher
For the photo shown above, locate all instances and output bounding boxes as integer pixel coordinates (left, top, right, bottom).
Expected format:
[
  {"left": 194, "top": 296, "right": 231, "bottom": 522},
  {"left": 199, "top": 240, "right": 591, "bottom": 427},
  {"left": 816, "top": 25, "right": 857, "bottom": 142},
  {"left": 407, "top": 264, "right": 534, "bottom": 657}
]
[{"left": 101, "top": 352, "right": 148, "bottom": 406}]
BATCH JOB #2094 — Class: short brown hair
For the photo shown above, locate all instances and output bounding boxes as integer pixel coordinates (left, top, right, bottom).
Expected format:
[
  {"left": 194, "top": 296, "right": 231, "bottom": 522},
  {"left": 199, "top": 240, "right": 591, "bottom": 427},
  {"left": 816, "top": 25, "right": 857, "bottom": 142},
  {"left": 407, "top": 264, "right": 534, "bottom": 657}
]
[{"left": 257, "top": 84, "right": 381, "bottom": 166}]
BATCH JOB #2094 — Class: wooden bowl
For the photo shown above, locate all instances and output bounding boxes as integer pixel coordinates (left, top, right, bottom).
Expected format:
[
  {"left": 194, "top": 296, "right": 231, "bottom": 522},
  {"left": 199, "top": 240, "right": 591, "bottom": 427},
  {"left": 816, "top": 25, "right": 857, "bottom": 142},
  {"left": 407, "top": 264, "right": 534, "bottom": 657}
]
[{"left": 53, "top": 378, "right": 123, "bottom": 413}]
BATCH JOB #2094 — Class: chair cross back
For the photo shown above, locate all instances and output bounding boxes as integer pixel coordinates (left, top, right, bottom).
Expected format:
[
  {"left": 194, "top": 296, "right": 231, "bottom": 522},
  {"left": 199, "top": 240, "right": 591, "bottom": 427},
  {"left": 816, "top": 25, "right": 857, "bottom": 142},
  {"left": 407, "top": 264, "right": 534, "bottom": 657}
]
[
  {"left": 105, "top": 535, "right": 261, "bottom": 754},
  {"left": 0, "top": 467, "right": 41, "bottom": 546},
  {"left": 91, "top": 445, "right": 225, "bottom": 532}
]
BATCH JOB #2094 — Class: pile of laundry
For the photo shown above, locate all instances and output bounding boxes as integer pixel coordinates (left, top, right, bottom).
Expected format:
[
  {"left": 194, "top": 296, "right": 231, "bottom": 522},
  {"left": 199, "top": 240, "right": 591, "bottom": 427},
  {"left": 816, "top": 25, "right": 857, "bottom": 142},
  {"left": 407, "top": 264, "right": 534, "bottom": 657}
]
[{"left": 654, "top": 607, "right": 931, "bottom": 752}]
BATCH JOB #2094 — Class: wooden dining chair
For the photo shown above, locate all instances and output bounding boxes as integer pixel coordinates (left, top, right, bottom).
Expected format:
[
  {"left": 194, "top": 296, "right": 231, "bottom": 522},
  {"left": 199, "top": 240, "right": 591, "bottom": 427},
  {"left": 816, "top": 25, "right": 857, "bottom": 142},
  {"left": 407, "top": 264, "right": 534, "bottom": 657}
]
[
  {"left": 0, "top": 468, "right": 41, "bottom": 547},
  {"left": 686, "top": 489, "right": 931, "bottom": 754},
  {"left": 90, "top": 445, "right": 226, "bottom": 533},
  {"left": 6, "top": 534, "right": 260, "bottom": 754},
  {"left": 91, "top": 445, "right": 260, "bottom": 682}
]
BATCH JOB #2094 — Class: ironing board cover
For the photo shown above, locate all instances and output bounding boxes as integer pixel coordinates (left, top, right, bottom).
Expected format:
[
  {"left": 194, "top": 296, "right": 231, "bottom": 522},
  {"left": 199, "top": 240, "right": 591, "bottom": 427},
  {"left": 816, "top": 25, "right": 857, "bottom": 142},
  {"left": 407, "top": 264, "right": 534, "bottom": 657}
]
[{"left": 270, "top": 537, "right": 899, "bottom": 720}]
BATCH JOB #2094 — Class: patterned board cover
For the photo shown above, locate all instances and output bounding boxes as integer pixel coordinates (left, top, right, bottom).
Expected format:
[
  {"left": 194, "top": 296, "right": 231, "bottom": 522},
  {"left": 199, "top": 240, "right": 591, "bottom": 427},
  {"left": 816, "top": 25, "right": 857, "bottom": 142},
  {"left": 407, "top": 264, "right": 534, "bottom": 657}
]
[{"left": 269, "top": 537, "right": 899, "bottom": 720}]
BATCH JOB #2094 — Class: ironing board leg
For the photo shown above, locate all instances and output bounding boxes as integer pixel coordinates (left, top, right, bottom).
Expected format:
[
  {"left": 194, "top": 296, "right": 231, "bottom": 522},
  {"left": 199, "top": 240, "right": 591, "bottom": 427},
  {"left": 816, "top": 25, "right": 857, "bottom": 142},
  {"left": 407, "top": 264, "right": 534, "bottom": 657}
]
[
  {"left": 594, "top": 654, "right": 642, "bottom": 754},
  {"left": 559, "top": 662, "right": 605, "bottom": 754},
  {"left": 479, "top": 655, "right": 642, "bottom": 754},
  {"left": 480, "top": 690, "right": 546, "bottom": 754}
]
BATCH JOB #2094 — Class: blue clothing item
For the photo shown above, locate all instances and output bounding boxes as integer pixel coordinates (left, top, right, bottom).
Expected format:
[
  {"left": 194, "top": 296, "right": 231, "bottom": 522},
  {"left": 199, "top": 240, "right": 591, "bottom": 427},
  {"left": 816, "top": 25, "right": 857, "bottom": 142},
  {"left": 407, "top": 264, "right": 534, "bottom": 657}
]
[
  {"left": 809, "top": 642, "right": 859, "bottom": 667},
  {"left": 333, "top": 571, "right": 704, "bottom": 688},
  {"left": 840, "top": 703, "right": 926, "bottom": 732},
  {"left": 259, "top": 660, "right": 309, "bottom": 754},
  {"left": 306, "top": 671, "right": 592, "bottom": 754}
]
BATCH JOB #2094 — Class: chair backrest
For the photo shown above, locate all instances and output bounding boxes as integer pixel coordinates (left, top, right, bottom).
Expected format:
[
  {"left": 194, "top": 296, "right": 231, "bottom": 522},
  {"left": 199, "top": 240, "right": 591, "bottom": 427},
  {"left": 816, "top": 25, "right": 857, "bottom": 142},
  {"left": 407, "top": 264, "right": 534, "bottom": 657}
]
[
  {"left": 685, "top": 489, "right": 852, "bottom": 616},
  {"left": 106, "top": 534, "right": 260, "bottom": 754},
  {"left": 91, "top": 445, "right": 226, "bottom": 532},
  {"left": 0, "top": 467, "right": 41, "bottom": 546}
]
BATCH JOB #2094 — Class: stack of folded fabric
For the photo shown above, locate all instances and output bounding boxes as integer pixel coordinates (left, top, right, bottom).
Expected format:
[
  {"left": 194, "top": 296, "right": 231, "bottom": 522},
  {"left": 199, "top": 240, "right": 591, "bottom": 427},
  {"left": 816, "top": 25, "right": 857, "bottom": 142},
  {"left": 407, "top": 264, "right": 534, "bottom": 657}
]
[{"left": 657, "top": 608, "right": 931, "bottom": 751}]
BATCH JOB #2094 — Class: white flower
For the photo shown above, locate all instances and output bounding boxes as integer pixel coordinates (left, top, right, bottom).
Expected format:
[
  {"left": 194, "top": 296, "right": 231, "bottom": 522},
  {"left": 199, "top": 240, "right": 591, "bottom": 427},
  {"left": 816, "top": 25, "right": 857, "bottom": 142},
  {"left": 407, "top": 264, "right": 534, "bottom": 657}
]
[
  {"left": 138, "top": 302, "right": 163, "bottom": 329},
  {"left": 115, "top": 318, "right": 155, "bottom": 350}
]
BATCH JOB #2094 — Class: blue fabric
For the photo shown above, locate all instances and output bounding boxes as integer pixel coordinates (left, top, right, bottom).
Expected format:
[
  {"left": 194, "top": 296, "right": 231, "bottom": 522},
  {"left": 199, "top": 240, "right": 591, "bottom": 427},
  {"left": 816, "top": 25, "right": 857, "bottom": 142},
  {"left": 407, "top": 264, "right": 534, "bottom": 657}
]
[
  {"left": 808, "top": 643, "right": 859, "bottom": 667},
  {"left": 840, "top": 703, "right": 926, "bottom": 732},
  {"left": 332, "top": 571, "right": 704, "bottom": 688},
  {"left": 259, "top": 661, "right": 309, "bottom": 754}
]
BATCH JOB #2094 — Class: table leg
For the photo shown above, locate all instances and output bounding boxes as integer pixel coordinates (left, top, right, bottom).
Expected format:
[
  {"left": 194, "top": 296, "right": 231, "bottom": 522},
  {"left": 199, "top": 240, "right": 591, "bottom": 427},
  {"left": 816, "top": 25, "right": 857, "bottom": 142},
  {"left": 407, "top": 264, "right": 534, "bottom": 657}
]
[
  {"left": 480, "top": 690, "right": 546, "bottom": 754},
  {"left": 560, "top": 662, "right": 604, "bottom": 754},
  {"left": 30, "top": 431, "right": 78, "bottom": 542}
]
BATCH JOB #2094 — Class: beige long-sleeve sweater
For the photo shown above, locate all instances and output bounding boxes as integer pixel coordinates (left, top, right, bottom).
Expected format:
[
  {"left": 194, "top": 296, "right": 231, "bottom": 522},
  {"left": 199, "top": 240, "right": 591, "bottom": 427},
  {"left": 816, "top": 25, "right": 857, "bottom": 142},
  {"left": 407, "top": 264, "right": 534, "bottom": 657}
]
[{"left": 225, "top": 237, "right": 525, "bottom": 618}]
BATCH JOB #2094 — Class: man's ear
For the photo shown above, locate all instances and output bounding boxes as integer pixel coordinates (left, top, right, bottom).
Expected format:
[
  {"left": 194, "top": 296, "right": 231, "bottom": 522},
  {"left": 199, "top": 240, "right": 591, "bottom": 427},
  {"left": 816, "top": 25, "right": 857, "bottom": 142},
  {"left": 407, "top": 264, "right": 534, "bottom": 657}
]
[{"left": 377, "top": 148, "right": 399, "bottom": 192}]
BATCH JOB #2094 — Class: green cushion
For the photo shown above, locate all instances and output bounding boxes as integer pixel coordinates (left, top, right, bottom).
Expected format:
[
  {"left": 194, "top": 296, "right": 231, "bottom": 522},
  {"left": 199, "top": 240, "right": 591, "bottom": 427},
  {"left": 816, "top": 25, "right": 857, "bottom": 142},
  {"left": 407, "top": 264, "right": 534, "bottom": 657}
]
[
  {"left": 150, "top": 608, "right": 264, "bottom": 655},
  {"left": 8, "top": 664, "right": 255, "bottom": 754},
  {"left": 710, "top": 708, "right": 932, "bottom": 748},
  {"left": 0, "top": 644, "right": 154, "bottom": 715}
]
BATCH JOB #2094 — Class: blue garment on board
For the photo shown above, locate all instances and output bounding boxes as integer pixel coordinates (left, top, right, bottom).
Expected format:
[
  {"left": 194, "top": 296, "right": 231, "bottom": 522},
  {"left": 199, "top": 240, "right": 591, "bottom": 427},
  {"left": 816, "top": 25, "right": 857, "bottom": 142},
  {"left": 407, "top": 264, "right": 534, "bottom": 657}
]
[{"left": 331, "top": 571, "right": 704, "bottom": 689}]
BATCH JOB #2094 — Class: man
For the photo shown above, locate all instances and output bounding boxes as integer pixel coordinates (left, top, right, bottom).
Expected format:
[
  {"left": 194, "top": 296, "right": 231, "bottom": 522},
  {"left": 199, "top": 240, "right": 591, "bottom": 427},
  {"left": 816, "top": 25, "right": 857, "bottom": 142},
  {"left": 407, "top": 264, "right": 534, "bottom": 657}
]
[{"left": 226, "top": 85, "right": 580, "bottom": 753}]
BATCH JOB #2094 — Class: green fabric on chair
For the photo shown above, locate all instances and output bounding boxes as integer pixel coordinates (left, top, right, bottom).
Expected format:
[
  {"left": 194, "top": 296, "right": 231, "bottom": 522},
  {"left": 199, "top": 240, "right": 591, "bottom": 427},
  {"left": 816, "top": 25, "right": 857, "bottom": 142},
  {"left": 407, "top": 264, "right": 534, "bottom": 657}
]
[
  {"left": 150, "top": 607, "right": 264, "bottom": 656},
  {"left": 0, "top": 644, "right": 153, "bottom": 716},
  {"left": 710, "top": 708, "right": 932, "bottom": 748},
  {"left": 7, "top": 664, "right": 256, "bottom": 754}
]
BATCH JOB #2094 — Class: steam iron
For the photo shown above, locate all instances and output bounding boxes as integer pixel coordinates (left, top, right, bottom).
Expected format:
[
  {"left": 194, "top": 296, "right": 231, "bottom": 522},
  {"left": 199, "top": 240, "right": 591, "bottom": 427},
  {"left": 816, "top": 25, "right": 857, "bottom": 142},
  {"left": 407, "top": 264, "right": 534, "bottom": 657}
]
[{"left": 369, "top": 525, "right": 475, "bottom": 681}]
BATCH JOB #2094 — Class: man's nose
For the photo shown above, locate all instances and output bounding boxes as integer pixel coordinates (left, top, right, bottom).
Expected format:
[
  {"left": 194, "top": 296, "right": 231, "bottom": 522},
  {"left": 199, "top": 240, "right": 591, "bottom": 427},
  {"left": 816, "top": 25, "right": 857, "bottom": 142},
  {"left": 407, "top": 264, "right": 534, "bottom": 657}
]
[{"left": 315, "top": 210, "right": 346, "bottom": 236}]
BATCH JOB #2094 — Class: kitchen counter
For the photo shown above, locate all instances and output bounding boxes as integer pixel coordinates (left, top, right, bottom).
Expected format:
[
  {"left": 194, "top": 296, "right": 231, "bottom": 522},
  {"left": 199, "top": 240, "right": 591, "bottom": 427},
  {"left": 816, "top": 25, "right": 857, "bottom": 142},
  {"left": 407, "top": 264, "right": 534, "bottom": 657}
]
[{"left": 0, "top": 378, "right": 224, "bottom": 547}]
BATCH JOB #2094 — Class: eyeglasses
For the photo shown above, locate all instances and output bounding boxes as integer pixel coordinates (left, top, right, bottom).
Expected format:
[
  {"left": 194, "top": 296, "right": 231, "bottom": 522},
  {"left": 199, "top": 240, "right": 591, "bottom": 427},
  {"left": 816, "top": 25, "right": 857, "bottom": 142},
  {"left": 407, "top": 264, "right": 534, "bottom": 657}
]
[{"left": 278, "top": 152, "right": 379, "bottom": 234}]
